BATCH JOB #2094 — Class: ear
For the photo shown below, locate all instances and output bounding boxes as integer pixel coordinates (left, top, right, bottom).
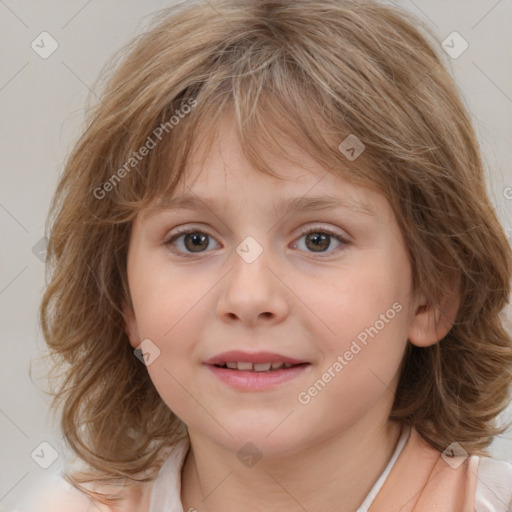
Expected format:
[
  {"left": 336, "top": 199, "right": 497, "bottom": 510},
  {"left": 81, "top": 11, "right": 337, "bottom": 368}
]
[
  {"left": 123, "top": 299, "right": 140, "bottom": 349},
  {"left": 408, "top": 288, "right": 459, "bottom": 347}
]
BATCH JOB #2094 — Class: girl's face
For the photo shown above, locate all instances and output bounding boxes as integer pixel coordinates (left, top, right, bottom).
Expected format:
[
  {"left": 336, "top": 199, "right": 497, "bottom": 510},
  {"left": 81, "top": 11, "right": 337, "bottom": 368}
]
[{"left": 124, "top": 114, "right": 427, "bottom": 456}]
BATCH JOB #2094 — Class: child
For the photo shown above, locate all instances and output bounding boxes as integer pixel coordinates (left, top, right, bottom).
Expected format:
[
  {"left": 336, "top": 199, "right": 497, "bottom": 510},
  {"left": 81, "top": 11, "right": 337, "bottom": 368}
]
[{"left": 14, "top": 0, "right": 512, "bottom": 510}]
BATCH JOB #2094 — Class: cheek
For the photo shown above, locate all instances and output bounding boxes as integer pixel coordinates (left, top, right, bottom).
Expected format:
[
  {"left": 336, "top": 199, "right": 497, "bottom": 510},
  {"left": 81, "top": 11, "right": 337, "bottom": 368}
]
[
  {"left": 300, "top": 246, "right": 412, "bottom": 398},
  {"left": 298, "top": 282, "right": 408, "bottom": 425},
  {"left": 307, "top": 255, "right": 410, "bottom": 347},
  {"left": 129, "top": 256, "right": 210, "bottom": 338},
  {"left": 142, "top": 302, "right": 213, "bottom": 425}
]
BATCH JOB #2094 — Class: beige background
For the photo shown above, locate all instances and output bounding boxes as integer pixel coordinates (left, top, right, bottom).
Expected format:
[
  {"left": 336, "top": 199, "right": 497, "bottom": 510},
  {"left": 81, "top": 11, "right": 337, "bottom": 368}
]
[{"left": 1, "top": 0, "right": 511, "bottom": 508}]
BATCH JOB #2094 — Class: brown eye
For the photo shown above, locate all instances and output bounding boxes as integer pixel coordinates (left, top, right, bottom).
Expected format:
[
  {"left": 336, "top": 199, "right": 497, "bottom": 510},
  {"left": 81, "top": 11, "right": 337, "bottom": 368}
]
[
  {"left": 182, "top": 232, "right": 209, "bottom": 252},
  {"left": 293, "top": 227, "right": 348, "bottom": 255},
  {"left": 304, "top": 232, "right": 330, "bottom": 252},
  {"left": 165, "top": 229, "right": 217, "bottom": 255}
]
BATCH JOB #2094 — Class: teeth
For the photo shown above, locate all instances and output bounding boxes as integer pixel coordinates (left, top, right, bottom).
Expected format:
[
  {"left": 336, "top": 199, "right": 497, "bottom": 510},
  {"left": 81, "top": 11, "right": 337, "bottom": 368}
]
[
  {"left": 220, "top": 361, "right": 297, "bottom": 371},
  {"left": 253, "top": 362, "right": 272, "bottom": 372}
]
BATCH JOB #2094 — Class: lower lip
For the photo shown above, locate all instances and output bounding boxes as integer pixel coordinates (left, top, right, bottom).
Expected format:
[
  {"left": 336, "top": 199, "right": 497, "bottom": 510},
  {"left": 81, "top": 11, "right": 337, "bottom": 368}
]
[{"left": 204, "top": 363, "right": 311, "bottom": 391}]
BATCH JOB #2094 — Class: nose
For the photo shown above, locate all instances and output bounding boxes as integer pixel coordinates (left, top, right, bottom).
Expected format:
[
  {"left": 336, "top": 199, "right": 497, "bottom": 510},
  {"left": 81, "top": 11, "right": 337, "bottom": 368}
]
[{"left": 216, "top": 241, "right": 290, "bottom": 327}]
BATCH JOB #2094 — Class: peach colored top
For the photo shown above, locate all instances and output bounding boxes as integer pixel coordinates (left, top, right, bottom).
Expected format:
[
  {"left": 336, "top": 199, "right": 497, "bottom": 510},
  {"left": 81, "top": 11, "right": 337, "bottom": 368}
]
[{"left": 12, "top": 425, "right": 512, "bottom": 512}]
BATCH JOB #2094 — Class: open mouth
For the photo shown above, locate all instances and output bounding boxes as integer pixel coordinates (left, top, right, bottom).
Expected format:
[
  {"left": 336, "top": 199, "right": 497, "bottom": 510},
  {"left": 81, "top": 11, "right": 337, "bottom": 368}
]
[
  {"left": 206, "top": 359, "right": 311, "bottom": 390},
  {"left": 212, "top": 362, "right": 309, "bottom": 372}
]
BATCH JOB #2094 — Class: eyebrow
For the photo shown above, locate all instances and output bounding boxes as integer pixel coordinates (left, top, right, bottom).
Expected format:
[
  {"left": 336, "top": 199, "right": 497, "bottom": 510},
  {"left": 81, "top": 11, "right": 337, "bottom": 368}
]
[{"left": 144, "top": 193, "right": 377, "bottom": 220}]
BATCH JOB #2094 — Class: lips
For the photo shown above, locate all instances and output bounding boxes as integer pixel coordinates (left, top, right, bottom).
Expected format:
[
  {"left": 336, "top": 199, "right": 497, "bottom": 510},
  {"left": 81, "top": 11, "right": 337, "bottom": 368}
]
[
  {"left": 205, "top": 350, "right": 308, "bottom": 366},
  {"left": 205, "top": 358, "right": 311, "bottom": 390},
  {"left": 204, "top": 351, "right": 311, "bottom": 389}
]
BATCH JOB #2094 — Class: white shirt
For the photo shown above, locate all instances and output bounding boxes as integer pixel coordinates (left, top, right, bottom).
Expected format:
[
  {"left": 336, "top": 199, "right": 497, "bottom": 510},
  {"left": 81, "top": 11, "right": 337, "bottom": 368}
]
[{"left": 11, "top": 425, "right": 512, "bottom": 512}]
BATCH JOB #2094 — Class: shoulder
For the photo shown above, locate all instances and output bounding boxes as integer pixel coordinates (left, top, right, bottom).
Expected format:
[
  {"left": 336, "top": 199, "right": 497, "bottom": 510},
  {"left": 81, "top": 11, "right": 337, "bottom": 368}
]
[
  {"left": 11, "top": 472, "right": 106, "bottom": 512},
  {"left": 11, "top": 472, "right": 153, "bottom": 512},
  {"left": 475, "top": 456, "right": 512, "bottom": 512}
]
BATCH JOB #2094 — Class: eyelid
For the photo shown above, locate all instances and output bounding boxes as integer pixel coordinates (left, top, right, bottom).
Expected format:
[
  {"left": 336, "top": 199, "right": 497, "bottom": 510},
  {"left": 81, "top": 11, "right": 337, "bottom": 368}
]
[
  {"left": 292, "top": 225, "right": 350, "bottom": 256},
  {"left": 163, "top": 224, "right": 214, "bottom": 244},
  {"left": 295, "top": 224, "right": 350, "bottom": 242},
  {"left": 163, "top": 223, "right": 351, "bottom": 257}
]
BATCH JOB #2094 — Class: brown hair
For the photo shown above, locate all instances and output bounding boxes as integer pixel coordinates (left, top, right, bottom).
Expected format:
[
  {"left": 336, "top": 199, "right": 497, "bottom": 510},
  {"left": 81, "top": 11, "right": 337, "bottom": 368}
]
[{"left": 40, "top": 0, "right": 512, "bottom": 502}]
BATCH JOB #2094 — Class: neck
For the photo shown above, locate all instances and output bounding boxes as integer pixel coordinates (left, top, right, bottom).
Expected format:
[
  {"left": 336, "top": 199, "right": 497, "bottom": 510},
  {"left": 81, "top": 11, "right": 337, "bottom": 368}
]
[{"left": 181, "top": 418, "right": 403, "bottom": 512}]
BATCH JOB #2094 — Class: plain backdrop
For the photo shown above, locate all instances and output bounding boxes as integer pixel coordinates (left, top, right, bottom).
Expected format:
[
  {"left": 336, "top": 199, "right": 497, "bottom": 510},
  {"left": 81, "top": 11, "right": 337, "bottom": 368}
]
[{"left": 1, "top": 0, "right": 511, "bottom": 509}]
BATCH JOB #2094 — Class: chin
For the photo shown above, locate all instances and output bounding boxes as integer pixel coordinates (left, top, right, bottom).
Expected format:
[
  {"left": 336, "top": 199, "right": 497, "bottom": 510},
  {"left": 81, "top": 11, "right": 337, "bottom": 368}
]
[{"left": 212, "top": 423, "right": 306, "bottom": 460}]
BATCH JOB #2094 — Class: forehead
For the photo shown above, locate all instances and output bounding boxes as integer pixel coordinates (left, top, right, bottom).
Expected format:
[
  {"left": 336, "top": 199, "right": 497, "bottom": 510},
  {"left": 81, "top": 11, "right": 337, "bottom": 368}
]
[
  {"left": 145, "top": 111, "right": 380, "bottom": 218},
  {"left": 184, "top": 111, "right": 322, "bottom": 182}
]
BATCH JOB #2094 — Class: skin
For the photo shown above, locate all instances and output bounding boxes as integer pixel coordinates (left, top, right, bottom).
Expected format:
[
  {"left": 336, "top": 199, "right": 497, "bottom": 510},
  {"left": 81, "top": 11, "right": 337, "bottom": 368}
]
[{"left": 123, "top": 112, "right": 456, "bottom": 512}]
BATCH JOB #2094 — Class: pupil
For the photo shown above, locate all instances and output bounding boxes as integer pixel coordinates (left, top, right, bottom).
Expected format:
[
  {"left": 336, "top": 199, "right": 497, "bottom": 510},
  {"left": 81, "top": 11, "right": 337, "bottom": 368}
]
[
  {"left": 306, "top": 233, "right": 329, "bottom": 252},
  {"left": 185, "top": 232, "right": 208, "bottom": 252},
  {"left": 182, "top": 232, "right": 331, "bottom": 253}
]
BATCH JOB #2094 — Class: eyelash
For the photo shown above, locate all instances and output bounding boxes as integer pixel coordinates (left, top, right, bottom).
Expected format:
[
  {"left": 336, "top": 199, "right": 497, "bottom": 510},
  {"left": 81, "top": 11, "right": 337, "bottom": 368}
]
[{"left": 164, "top": 226, "right": 350, "bottom": 258}]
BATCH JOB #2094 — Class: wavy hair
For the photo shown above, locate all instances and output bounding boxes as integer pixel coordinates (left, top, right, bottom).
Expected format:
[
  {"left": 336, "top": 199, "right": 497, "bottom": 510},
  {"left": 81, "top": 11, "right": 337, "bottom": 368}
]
[{"left": 39, "top": 0, "right": 512, "bottom": 503}]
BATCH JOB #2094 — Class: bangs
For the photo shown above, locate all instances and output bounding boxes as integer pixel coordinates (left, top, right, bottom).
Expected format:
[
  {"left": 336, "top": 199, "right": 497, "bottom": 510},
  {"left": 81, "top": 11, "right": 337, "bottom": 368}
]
[{"left": 105, "top": 48, "right": 375, "bottom": 223}]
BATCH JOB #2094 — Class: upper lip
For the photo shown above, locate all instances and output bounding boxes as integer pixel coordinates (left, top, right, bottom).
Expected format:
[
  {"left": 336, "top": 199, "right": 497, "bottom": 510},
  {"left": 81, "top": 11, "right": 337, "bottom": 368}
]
[{"left": 205, "top": 351, "right": 308, "bottom": 365}]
